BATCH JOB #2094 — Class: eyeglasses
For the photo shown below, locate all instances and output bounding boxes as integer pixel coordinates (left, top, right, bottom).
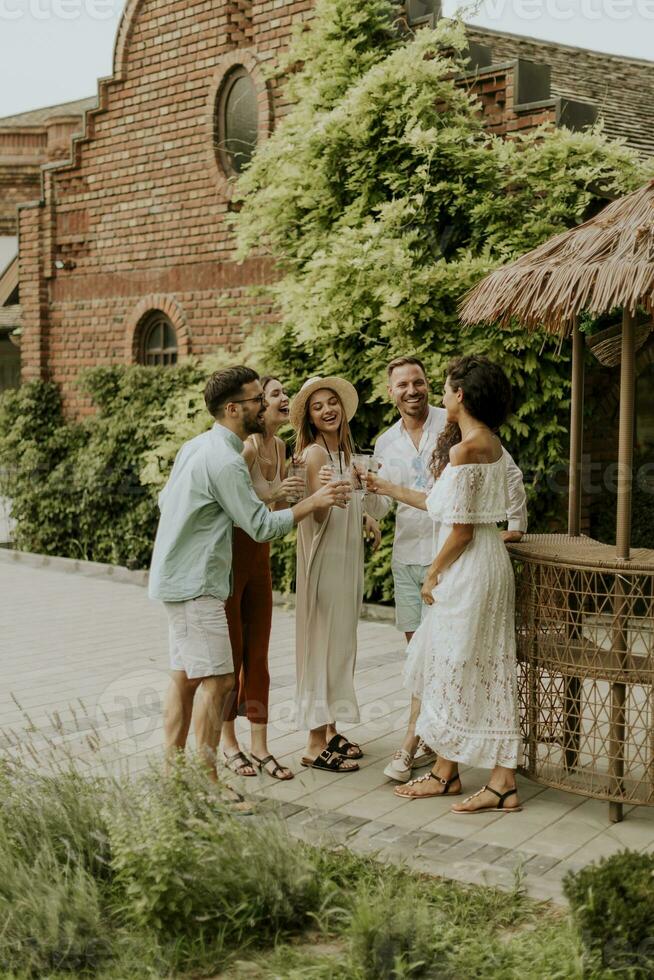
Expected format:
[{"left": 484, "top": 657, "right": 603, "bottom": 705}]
[{"left": 229, "top": 394, "right": 267, "bottom": 407}]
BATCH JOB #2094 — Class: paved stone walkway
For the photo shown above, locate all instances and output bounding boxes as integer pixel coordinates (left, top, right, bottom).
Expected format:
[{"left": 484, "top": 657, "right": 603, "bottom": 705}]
[{"left": 3, "top": 550, "right": 654, "bottom": 905}]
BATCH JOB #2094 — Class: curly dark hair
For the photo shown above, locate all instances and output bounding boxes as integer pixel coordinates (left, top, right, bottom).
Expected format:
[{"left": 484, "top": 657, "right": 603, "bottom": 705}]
[
  {"left": 445, "top": 355, "right": 512, "bottom": 431},
  {"left": 430, "top": 421, "right": 461, "bottom": 480}
]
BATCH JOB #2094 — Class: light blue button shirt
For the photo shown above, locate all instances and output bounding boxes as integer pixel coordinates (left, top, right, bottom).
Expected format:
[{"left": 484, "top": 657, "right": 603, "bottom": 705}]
[{"left": 148, "top": 423, "right": 294, "bottom": 602}]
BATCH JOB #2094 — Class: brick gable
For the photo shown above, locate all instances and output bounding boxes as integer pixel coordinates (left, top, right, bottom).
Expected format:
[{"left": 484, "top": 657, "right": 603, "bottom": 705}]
[{"left": 19, "top": 0, "right": 316, "bottom": 412}]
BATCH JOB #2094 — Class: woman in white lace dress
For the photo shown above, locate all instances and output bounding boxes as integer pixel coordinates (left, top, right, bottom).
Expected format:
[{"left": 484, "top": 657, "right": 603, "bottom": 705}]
[{"left": 368, "top": 356, "right": 521, "bottom": 813}]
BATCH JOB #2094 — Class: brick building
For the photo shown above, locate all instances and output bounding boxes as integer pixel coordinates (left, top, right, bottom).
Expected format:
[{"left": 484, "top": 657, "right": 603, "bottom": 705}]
[
  {"left": 0, "top": 97, "right": 96, "bottom": 390},
  {"left": 1, "top": 0, "right": 653, "bottom": 418}
]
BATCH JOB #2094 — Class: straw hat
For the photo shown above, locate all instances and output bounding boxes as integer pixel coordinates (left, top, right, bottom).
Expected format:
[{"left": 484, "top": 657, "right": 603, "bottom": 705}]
[{"left": 289, "top": 375, "right": 359, "bottom": 430}]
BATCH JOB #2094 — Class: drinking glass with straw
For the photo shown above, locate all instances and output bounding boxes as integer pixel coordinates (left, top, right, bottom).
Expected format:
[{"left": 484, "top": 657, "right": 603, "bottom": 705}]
[
  {"left": 325, "top": 452, "right": 352, "bottom": 507},
  {"left": 286, "top": 457, "right": 307, "bottom": 503}
]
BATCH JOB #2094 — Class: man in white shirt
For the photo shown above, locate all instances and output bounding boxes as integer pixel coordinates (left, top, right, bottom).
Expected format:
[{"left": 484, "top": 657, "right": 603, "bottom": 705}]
[{"left": 371, "top": 355, "right": 528, "bottom": 780}]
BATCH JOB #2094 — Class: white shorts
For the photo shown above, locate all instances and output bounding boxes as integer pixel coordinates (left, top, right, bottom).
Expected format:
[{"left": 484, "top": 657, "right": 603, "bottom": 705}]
[{"left": 164, "top": 596, "right": 234, "bottom": 679}]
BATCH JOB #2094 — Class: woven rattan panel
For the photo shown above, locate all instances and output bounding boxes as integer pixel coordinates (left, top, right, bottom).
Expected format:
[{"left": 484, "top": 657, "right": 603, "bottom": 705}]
[
  {"left": 510, "top": 534, "right": 654, "bottom": 571},
  {"left": 508, "top": 535, "right": 654, "bottom": 805}
]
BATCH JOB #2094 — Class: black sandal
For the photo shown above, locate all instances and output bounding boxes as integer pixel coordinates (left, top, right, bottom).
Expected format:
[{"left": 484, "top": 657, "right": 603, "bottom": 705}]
[
  {"left": 452, "top": 785, "right": 522, "bottom": 814},
  {"left": 326, "top": 733, "right": 363, "bottom": 760},
  {"left": 223, "top": 750, "right": 256, "bottom": 777},
  {"left": 300, "top": 748, "right": 360, "bottom": 772},
  {"left": 251, "top": 753, "right": 294, "bottom": 781}
]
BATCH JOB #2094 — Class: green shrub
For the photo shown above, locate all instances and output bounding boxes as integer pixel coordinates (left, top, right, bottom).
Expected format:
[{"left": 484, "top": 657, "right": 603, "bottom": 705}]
[
  {"left": 0, "top": 381, "right": 85, "bottom": 557},
  {"left": 105, "top": 766, "right": 327, "bottom": 945},
  {"left": 70, "top": 363, "right": 206, "bottom": 567},
  {"left": 563, "top": 849, "right": 654, "bottom": 976},
  {"left": 0, "top": 363, "right": 205, "bottom": 567}
]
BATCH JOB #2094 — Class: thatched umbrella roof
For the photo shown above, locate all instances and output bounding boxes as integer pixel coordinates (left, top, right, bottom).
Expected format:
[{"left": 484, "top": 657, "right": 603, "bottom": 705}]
[
  {"left": 459, "top": 180, "right": 654, "bottom": 826},
  {"left": 460, "top": 179, "right": 654, "bottom": 334}
]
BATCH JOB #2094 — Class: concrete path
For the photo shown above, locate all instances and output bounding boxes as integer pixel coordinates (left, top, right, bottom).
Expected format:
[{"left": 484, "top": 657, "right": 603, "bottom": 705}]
[{"left": 2, "top": 550, "right": 653, "bottom": 905}]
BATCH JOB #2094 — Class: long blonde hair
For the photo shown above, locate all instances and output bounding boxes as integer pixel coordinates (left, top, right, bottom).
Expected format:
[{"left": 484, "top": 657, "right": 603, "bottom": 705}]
[{"left": 294, "top": 388, "right": 354, "bottom": 464}]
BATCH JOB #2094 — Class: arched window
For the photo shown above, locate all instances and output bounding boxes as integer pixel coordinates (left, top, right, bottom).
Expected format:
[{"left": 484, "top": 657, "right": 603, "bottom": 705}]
[
  {"left": 139, "top": 312, "right": 178, "bottom": 366},
  {"left": 406, "top": 0, "right": 441, "bottom": 26},
  {"left": 215, "top": 67, "right": 259, "bottom": 177}
]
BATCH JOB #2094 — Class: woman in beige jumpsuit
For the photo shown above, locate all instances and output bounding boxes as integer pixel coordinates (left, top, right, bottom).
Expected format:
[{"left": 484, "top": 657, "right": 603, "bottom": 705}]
[{"left": 290, "top": 376, "right": 384, "bottom": 773}]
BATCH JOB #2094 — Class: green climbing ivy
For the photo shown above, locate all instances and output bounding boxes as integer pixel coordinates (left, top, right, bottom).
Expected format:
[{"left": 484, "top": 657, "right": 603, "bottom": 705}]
[{"left": 225, "top": 1, "right": 650, "bottom": 593}]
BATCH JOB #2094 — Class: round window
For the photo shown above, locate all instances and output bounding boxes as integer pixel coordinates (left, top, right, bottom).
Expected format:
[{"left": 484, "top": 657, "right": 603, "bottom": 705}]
[
  {"left": 215, "top": 67, "right": 259, "bottom": 177},
  {"left": 140, "top": 312, "right": 178, "bottom": 366}
]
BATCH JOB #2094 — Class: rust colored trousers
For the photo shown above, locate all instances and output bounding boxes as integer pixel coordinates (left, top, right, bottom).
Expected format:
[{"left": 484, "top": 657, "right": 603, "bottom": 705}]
[{"left": 224, "top": 527, "right": 273, "bottom": 724}]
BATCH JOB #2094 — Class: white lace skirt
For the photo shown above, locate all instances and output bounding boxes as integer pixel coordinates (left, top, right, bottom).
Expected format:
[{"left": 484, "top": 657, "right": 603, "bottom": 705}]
[{"left": 404, "top": 524, "right": 521, "bottom": 769}]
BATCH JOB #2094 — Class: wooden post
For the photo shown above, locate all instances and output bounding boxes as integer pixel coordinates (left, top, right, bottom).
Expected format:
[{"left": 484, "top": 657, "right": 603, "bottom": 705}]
[
  {"left": 568, "top": 317, "right": 585, "bottom": 536},
  {"left": 563, "top": 318, "right": 584, "bottom": 771},
  {"left": 609, "top": 309, "right": 636, "bottom": 824},
  {"left": 615, "top": 310, "right": 636, "bottom": 561}
]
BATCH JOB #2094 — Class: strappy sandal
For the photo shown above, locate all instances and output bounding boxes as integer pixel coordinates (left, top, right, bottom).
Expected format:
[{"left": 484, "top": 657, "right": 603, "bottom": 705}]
[
  {"left": 451, "top": 785, "right": 522, "bottom": 814},
  {"left": 223, "top": 750, "right": 256, "bottom": 777},
  {"left": 394, "top": 770, "right": 462, "bottom": 799},
  {"left": 251, "top": 753, "right": 294, "bottom": 781},
  {"left": 327, "top": 733, "right": 363, "bottom": 760},
  {"left": 207, "top": 786, "right": 255, "bottom": 815},
  {"left": 300, "top": 748, "right": 360, "bottom": 772}
]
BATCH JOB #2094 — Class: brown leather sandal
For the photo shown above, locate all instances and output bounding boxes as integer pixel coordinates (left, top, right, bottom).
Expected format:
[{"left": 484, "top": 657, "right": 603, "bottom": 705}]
[
  {"left": 251, "top": 753, "right": 294, "bottom": 781},
  {"left": 223, "top": 750, "right": 256, "bottom": 777}
]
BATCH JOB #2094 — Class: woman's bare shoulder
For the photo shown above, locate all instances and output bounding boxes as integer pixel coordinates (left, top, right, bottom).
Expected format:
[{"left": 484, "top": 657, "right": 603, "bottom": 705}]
[
  {"left": 272, "top": 435, "right": 288, "bottom": 460},
  {"left": 450, "top": 435, "right": 501, "bottom": 466},
  {"left": 304, "top": 442, "right": 330, "bottom": 462},
  {"left": 449, "top": 442, "right": 475, "bottom": 466},
  {"left": 242, "top": 437, "right": 258, "bottom": 467}
]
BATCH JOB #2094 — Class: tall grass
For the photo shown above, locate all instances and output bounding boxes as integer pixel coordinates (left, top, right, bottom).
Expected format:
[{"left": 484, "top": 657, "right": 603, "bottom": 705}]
[
  {"left": 0, "top": 753, "right": 339, "bottom": 977},
  {"left": 106, "top": 765, "right": 329, "bottom": 942},
  {"left": 0, "top": 762, "right": 112, "bottom": 975},
  {"left": 0, "top": 735, "right": 607, "bottom": 979}
]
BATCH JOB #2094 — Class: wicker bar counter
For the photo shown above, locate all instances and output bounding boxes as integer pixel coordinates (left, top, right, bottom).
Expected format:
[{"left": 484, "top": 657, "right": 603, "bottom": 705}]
[{"left": 508, "top": 534, "right": 654, "bottom": 806}]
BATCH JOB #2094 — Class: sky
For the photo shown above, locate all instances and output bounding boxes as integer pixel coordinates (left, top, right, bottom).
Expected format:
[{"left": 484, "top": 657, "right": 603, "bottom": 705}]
[{"left": 0, "top": 0, "right": 651, "bottom": 119}]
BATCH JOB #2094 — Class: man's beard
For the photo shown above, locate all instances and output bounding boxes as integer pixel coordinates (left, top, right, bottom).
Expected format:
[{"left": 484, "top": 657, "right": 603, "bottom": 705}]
[{"left": 244, "top": 414, "right": 266, "bottom": 435}]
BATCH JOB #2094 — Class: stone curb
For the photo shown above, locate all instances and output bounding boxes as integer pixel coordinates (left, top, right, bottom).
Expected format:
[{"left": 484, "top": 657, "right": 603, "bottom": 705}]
[
  {"left": 0, "top": 546, "right": 149, "bottom": 587},
  {"left": 0, "top": 547, "right": 396, "bottom": 623},
  {"left": 278, "top": 803, "right": 566, "bottom": 906}
]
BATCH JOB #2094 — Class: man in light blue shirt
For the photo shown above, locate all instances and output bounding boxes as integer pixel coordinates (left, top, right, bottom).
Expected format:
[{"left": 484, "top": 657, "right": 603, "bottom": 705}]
[{"left": 149, "top": 365, "right": 348, "bottom": 784}]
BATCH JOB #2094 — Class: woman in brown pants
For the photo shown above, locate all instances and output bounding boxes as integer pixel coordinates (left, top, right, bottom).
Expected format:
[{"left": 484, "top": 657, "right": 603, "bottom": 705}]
[{"left": 221, "top": 377, "right": 304, "bottom": 781}]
